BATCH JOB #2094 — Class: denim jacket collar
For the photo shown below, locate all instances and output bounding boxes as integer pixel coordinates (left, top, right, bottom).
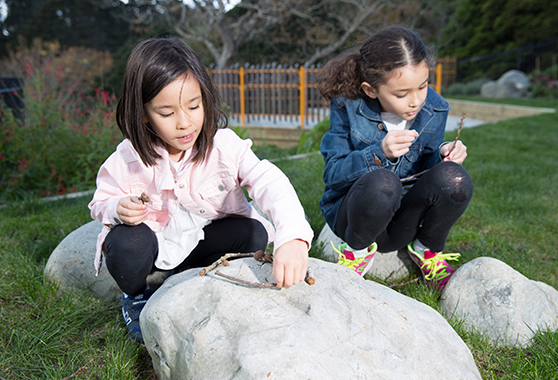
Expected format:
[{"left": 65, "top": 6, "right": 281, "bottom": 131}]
[{"left": 355, "top": 88, "right": 451, "bottom": 128}]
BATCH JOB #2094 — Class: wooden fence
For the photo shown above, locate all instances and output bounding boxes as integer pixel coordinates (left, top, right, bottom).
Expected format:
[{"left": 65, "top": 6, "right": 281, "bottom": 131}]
[{"left": 210, "top": 58, "right": 457, "bottom": 128}]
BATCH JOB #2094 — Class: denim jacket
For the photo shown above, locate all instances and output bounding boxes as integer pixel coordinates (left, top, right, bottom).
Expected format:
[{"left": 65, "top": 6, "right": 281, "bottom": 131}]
[{"left": 320, "top": 86, "right": 451, "bottom": 228}]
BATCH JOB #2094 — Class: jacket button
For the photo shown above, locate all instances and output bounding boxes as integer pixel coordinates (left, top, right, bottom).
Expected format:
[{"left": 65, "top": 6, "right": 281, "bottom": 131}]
[
  {"left": 179, "top": 184, "right": 184, "bottom": 189},
  {"left": 378, "top": 123, "right": 385, "bottom": 131},
  {"left": 373, "top": 153, "right": 381, "bottom": 166},
  {"left": 200, "top": 209, "right": 205, "bottom": 213}
]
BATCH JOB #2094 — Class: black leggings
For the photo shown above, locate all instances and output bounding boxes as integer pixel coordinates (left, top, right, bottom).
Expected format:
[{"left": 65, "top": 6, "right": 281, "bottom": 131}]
[
  {"left": 334, "top": 161, "right": 473, "bottom": 253},
  {"left": 104, "top": 217, "right": 268, "bottom": 296}
]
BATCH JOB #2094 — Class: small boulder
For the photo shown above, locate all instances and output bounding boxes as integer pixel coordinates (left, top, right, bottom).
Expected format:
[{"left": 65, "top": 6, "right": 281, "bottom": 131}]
[
  {"left": 141, "top": 257, "right": 481, "bottom": 380},
  {"left": 317, "top": 223, "right": 418, "bottom": 281},
  {"left": 44, "top": 220, "right": 121, "bottom": 303},
  {"left": 440, "top": 257, "right": 558, "bottom": 347},
  {"left": 480, "top": 69, "right": 530, "bottom": 98}
]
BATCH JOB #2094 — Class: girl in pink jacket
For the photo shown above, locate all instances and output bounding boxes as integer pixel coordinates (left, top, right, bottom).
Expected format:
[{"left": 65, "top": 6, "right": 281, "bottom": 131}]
[{"left": 89, "top": 37, "right": 313, "bottom": 343}]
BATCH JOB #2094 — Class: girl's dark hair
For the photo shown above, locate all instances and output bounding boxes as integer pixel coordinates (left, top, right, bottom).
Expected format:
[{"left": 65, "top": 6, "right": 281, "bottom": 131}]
[
  {"left": 317, "top": 26, "right": 434, "bottom": 101},
  {"left": 116, "top": 37, "right": 227, "bottom": 166}
]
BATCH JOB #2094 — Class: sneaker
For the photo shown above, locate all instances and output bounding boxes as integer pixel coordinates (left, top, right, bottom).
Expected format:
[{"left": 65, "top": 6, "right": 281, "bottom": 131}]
[
  {"left": 407, "top": 243, "right": 460, "bottom": 291},
  {"left": 122, "top": 288, "right": 153, "bottom": 344},
  {"left": 331, "top": 241, "right": 378, "bottom": 276}
]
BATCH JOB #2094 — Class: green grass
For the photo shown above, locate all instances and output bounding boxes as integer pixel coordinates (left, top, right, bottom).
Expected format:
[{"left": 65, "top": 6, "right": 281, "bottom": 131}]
[{"left": 1, "top": 102, "right": 558, "bottom": 378}]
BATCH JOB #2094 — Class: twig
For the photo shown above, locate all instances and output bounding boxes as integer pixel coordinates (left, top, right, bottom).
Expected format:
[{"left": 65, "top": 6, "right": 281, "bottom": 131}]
[
  {"left": 400, "top": 169, "right": 428, "bottom": 182},
  {"left": 200, "top": 251, "right": 315, "bottom": 286},
  {"left": 199, "top": 252, "right": 256, "bottom": 276},
  {"left": 449, "top": 112, "right": 466, "bottom": 155},
  {"left": 0, "top": 375, "right": 8, "bottom": 380},
  {"left": 400, "top": 112, "right": 467, "bottom": 183},
  {"left": 139, "top": 192, "right": 151, "bottom": 204},
  {"left": 215, "top": 269, "right": 278, "bottom": 288},
  {"left": 60, "top": 359, "right": 94, "bottom": 380},
  {"left": 388, "top": 277, "right": 419, "bottom": 288}
]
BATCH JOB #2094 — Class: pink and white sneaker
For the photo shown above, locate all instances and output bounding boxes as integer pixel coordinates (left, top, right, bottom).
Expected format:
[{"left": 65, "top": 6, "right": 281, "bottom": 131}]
[
  {"left": 332, "top": 241, "right": 378, "bottom": 276},
  {"left": 407, "top": 243, "right": 460, "bottom": 291}
]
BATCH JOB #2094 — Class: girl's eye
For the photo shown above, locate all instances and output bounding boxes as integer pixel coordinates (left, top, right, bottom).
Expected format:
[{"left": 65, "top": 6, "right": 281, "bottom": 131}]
[
  {"left": 189, "top": 105, "right": 200, "bottom": 111},
  {"left": 396, "top": 94, "right": 406, "bottom": 99},
  {"left": 160, "top": 113, "right": 173, "bottom": 118}
]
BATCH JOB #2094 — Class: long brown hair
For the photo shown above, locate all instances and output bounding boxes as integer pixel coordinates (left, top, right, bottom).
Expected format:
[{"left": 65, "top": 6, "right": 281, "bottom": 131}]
[
  {"left": 317, "top": 26, "right": 434, "bottom": 102},
  {"left": 116, "top": 37, "right": 227, "bottom": 167}
]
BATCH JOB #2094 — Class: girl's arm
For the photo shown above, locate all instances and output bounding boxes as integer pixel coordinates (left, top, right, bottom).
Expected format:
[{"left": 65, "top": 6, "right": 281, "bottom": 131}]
[
  {"left": 230, "top": 131, "right": 313, "bottom": 288},
  {"left": 89, "top": 150, "right": 143, "bottom": 227},
  {"left": 320, "top": 100, "right": 390, "bottom": 193}
]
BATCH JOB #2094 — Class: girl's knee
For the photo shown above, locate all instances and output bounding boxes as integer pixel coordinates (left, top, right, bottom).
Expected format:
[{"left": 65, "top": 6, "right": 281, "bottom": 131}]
[
  {"left": 433, "top": 162, "right": 473, "bottom": 202},
  {"left": 357, "top": 169, "right": 402, "bottom": 201}
]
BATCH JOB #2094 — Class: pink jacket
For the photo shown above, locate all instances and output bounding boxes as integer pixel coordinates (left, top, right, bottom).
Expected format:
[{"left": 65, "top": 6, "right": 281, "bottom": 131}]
[{"left": 89, "top": 128, "right": 314, "bottom": 275}]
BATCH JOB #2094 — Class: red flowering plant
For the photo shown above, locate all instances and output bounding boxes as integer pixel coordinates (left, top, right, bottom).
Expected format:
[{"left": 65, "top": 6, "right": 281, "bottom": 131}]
[
  {"left": 530, "top": 74, "right": 558, "bottom": 99},
  {"left": 0, "top": 39, "right": 120, "bottom": 202}
]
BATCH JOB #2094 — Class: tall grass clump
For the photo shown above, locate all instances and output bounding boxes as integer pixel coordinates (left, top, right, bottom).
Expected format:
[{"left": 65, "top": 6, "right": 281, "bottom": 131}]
[{"left": 0, "top": 39, "right": 120, "bottom": 203}]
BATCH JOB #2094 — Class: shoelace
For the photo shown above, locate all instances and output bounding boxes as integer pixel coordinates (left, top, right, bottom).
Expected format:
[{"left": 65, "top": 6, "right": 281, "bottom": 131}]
[
  {"left": 421, "top": 252, "right": 460, "bottom": 280},
  {"left": 331, "top": 241, "right": 372, "bottom": 270}
]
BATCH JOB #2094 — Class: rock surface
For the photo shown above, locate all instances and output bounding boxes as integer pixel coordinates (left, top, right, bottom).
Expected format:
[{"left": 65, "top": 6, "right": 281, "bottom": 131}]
[
  {"left": 141, "top": 257, "right": 481, "bottom": 380},
  {"left": 317, "top": 223, "right": 418, "bottom": 281},
  {"left": 481, "top": 69, "right": 530, "bottom": 98},
  {"left": 44, "top": 220, "right": 121, "bottom": 302},
  {"left": 440, "top": 257, "right": 558, "bottom": 347}
]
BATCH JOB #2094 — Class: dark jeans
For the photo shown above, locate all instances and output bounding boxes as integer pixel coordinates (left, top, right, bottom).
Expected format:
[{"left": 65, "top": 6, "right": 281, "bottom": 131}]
[
  {"left": 104, "top": 217, "right": 268, "bottom": 296},
  {"left": 334, "top": 161, "right": 473, "bottom": 253}
]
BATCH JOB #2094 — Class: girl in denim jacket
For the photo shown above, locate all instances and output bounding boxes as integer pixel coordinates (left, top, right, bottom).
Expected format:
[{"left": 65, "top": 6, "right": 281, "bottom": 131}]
[
  {"left": 317, "top": 26, "right": 473, "bottom": 291},
  {"left": 89, "top": 37, "right": 313, "bottom": 343}
]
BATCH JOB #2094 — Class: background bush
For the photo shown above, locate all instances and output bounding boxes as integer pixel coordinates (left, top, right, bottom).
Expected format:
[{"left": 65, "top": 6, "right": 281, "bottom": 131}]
[{"left": 0, "top": 41, "right": 120, "bottom": 202}]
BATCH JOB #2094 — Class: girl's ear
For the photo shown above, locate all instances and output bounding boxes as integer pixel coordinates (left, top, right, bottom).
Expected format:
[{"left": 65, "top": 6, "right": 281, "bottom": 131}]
[{"left": 361, "top": 82, "right": 377, "bottom": 99}]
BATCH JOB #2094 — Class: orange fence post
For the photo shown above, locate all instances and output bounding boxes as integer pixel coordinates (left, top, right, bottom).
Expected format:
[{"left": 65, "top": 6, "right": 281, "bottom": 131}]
[
  {"left": 239, "top": 66, "right": 245, "bottom": 126},
  {"left": 436, "top": 63, "right": 442, "bottom": 94},
  {"left": 299, "top": 66, "right": 306, "bottom": 127}
]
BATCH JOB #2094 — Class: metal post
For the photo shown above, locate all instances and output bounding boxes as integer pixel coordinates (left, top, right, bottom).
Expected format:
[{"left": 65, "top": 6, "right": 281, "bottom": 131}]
[
  {"left": 239, "top": 66, "right": 245, "bottom": 126},
  {"left": 436, "top": 63, "right": 442, "bottom": 94},
  {"left": 299, "top": 66, "right": 306, "bottom": 127}
]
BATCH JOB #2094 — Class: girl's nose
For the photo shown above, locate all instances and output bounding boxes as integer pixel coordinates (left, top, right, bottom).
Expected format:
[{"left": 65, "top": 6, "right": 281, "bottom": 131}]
[
  {"left": 410, "top": 92, "right": 421, "bottom": 107},
  {"left": 177, "top": 110, "right": 191, "bottom": 129}
]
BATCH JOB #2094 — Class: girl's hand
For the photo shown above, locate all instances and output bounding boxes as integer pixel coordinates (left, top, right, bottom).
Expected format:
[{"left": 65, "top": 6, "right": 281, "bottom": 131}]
[
  {"left": 441, "top": 140, "right": 468, "bottom": 164},
  {"left": 272, "top": 239, "right": 309, "bottom": 289},
  {"left": 116, "top": 195, "right": 148, "bottom": 225},
  {"left": 382, "top": 130, "right": 419, "bottom": 160}
]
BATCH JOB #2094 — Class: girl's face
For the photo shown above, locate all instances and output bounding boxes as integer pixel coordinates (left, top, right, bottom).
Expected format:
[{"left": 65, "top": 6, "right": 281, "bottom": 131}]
[
  {"left": 361, "top": 62, "right": 429, "bottom": 121},
  {"left": 144, "top": 74, "right": 204, "bottom": 162}
]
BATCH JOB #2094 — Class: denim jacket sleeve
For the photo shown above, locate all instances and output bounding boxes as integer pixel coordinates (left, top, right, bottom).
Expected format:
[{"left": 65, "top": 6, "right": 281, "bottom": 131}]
[{"left": 320, "top": 97, "right": 390, "bottom": 193}]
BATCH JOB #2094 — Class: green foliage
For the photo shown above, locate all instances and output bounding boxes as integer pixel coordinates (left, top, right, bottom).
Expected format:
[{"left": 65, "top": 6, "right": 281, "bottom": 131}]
[
  {"left": 440, "top": 0, "right": 558, "bottom": 81},
  {"left": 446, "top": 78, "right": 491, "bottom": 96},
  {"left": 0, "top": 60, "right": 121, "bottom": 202},
  {"left": 441, "top": 0, "right": 558, "bottom": 58},
  {"left": 0, "top": 197, "right": 155, "bottom": 379},
  {"left": 297, "top": 117, "right": 330, "bottom": 154}
]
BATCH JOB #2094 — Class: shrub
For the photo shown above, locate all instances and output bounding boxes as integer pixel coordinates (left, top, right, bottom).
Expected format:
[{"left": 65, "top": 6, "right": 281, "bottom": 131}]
[
  {"left": 0, "top": 52, "right": 120, "bottom": 202},
  {"left": 0, "top": 37, "right": 113, "bottom": 95},
  {"left": 446, "top": 82, "right": 466, "bottom": 96},
  {"left": 297, "top": 116, "right": 330, "bottom": 154},
  {"left": 463, "top": 78, "right": 491, "bottom": 95},
  {"left": 530, "top": 74, "right": 558, "bottom": 99}
]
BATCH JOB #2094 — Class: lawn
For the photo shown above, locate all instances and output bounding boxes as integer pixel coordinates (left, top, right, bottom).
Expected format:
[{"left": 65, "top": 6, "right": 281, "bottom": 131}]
[{"left": 1, "top": 98, "right": 557, "bottom": 379}]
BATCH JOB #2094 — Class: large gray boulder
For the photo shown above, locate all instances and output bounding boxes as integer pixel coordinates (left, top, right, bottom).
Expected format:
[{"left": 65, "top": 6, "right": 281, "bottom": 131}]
[
  {"left": 480, "top": 69, "right": 530, "bottom": 98},
  {"left": 440, "top": 257, "right": 558, "bottom": 348},
  {"left": 141, "top": 257, "right": 481, "bottom": 380},
  {"left": 44, "top": 220, "right": 121, "bottom": 303},
  {"left": 317, "top": 223, "right": 418, "bottom": 281}
]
